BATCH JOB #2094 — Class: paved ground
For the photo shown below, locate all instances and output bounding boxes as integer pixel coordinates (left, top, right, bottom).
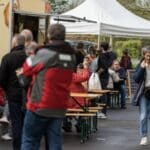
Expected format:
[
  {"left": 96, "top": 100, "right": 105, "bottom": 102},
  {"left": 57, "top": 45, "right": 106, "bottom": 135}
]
[{"left": 0, "top": 104, "right": 150, "bottom": 150}]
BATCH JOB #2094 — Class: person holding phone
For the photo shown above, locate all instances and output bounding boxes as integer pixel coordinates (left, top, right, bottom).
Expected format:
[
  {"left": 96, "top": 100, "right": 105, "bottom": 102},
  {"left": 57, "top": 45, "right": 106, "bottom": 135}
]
[{"left": 133, "top": 46, "right": 150, "bottom": 145}]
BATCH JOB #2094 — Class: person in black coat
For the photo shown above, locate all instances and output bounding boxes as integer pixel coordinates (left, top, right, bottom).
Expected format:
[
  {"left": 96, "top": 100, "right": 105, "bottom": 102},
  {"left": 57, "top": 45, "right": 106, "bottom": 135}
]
[
  {"left": 112, "top": 60, "right": 127, "bottom": 109},
  {"left": 133, "top": 46, "right": 150, "bottom": 146},
  {"left": 97, "top": 42, "right": 117, "bottom": 89},
  {"left": 75, "top": 42, "right": 87, "bottom": 66},
  {"left": 0, "top": 34, "right": 27, "bottom": 150},
  {"left": 96, "top": 42, "right": 117, "bottom": 116}
]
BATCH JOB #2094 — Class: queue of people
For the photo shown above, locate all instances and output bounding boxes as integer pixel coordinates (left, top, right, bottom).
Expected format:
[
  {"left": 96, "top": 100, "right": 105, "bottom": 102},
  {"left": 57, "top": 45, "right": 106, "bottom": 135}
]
[
  {"left": 0, "top": 22, "right": 149, "bottom": 149},
  {"left": 0, "top": 23, "right": 75, "bottom": 150}
]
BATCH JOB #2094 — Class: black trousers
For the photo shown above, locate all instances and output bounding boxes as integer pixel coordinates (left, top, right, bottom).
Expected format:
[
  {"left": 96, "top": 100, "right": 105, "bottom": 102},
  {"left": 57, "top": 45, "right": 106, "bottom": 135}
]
[{"left": 8, "top": 102, "right": 25, "bottom": 150}]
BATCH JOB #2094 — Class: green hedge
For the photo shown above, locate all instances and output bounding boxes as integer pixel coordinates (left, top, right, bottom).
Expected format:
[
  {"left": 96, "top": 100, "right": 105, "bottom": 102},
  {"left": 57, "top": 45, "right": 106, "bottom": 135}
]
[{"left": 115, "top": 40, "right": 142, "bottom": 58}]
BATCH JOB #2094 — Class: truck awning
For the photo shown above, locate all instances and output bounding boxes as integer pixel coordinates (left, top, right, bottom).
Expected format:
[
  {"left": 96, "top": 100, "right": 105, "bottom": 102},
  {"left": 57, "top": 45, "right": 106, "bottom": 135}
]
[{"left": 13, "top": 10, "right": 51, "bottom": 18}]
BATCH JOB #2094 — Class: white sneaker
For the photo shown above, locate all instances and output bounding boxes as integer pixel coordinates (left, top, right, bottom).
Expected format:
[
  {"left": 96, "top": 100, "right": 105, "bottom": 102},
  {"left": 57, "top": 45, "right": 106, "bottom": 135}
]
[
  {"left": 0, "top": 116, "right": 9, "bottom": 125},
  {"left": 140, "top": 137, "right": 148, "bottom": 145},
  {"left": 97, "top": 112, "right": 107, "bottom": 119},
  {"left": 1, "top": 133, "right": 12, "bottom": 141}
]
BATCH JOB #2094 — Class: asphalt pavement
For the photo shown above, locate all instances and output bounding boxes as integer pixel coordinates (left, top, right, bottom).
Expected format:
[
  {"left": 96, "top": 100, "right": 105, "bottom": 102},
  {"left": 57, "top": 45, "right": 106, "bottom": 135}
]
[{"left": 0, "top": 104, "right": 150, "bottom": 150}]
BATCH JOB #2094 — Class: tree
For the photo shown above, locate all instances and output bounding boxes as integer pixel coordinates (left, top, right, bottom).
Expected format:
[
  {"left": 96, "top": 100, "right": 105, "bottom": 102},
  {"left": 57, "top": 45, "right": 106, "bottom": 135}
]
[
  {"left": 48, "top": 0, "right": 69, "bottom": 14},
  {"left": 136, "top": 0, "right": 150, "bottom": 9},
  {"left": 117, "top": 0, "right": 150, "bottom": 20},
  {"left": 68, "top": 0, "right": 85, "bottom": 10},
  {"left": 48, "top": 0, "right": 84, "bottom": 14}
]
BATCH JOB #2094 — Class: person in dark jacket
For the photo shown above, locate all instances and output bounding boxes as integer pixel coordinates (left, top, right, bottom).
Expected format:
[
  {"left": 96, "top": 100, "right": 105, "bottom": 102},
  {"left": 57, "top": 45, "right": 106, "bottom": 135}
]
[
  {"left": 97, "top": 42, "right": 117, "bottom": 89},
  {"left": 96, "top": 42, "right": 117, "bottom": 115},
  {"left": 75, "top": 42, "right": 87, "bottom": 66},
  {"left": 133, "top": 46, "right": 150, "bottom": 146},
  {"left": 17, "top": 41, "right": 50, "bottom": 150},
  {"left": 19, "top": 24, "right": 76, "bottom": 150},
  {"left": 112, "top": 60, "right": 127, "bottom": 109},
  {"left": 120, "top": 49, "right": 132, "bottom": 71},
  {"left": 0, "top": 34, "right": 27, "bottom": 150}
]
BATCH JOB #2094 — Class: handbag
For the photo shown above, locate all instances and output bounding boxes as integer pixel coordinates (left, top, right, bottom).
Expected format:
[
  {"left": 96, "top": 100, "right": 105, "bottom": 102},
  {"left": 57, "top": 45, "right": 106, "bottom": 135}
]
[
  {"left": 132, "top": 81, "right": 144, "bottom": 106},
  {"left": 144, "top": 87, "right": 150, "bottom": 99}
]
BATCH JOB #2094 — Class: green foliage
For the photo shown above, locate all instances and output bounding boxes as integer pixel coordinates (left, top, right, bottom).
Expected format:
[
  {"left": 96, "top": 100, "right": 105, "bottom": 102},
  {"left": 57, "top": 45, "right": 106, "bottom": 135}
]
[
  {"left": 117, "top": 0, "right": 150, "bottom": 20},
  {"left": 115, "top": 40, "right": 142, "bottom": 58},
  {"left": 48, "top": 0, "right": 69, "bottom": 13},
  {"left": 141, "top": 39, "right": 150, "bottom": 46}
]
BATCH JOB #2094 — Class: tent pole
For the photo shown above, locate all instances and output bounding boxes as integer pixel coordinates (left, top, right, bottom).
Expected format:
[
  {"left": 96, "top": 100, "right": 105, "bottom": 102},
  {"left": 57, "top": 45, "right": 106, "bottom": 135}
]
[
  {"left": 9, "top": 0, "right": 13, "bottom": 52},
  {"left": 109, "top": 35, "right": 113, "bottom": 48},
  {"left": 97, "top": 22, "right": 101, "bottom": 50}
]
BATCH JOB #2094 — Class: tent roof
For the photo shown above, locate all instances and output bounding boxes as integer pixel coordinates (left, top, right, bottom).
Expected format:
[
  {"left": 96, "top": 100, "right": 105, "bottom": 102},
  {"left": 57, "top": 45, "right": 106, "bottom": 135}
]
[{"left": 56, "top": 0, "right": 150, "bottom": 37}]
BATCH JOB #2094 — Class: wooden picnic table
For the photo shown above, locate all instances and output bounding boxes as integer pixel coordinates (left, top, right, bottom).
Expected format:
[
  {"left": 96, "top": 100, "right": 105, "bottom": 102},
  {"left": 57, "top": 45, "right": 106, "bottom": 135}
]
[
  {"left": 70, "top": 92, "right": 101, "bottom": 111},
  {"left": 88, "top": 89, "right": 121, "bottom": 108},
  {"left": 88, "top": 89, "right": 111, "bottom": 94},
  {"left": 70, "top": 92, "right": 101, "bottom": 98},
  {"left": 68, "top": 92, "right": 101, "bottom": 143}
]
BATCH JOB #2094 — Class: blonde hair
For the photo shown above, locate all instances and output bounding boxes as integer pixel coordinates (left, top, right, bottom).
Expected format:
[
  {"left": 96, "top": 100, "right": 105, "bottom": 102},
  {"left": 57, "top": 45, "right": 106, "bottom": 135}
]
[{"left": 25, "top": 41, "right": 38, "bottom": 56}]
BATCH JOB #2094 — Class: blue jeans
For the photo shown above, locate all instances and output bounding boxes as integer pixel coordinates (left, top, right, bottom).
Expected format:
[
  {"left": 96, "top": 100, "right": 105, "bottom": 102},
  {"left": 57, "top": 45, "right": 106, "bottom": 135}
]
[
  {"left": 139, "top": 95, "right": 150, "bottom": 137},
  {"left": 21, "top": 110, "right": 63, "bottom": 150},
  {"left": 119, "top": 84, "right": 126, "bottom": 107},
  {"left": 115, "top": 84, "right": 126, "bottom": 107}
]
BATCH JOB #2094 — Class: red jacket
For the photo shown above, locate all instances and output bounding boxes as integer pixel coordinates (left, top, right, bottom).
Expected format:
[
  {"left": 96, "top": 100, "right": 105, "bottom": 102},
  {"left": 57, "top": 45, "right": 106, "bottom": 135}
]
[
  {"left": 22, "top": 42, "right": 76, "bottom": 117},
  {"left": 0, "top": 87, "right": 5, "bottom": 106},
  {"left": 68, "top": 68, "right": 90, "bottom": 108}
]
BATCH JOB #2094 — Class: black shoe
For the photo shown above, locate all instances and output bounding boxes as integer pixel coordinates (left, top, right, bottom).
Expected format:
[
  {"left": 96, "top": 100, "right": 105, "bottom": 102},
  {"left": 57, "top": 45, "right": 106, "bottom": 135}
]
[
  {"left": 62, "top": 126, "right": 72, "bottom": 132},
  {"left": 75, "top": 124, "right": 81, "bottom": 133},
  {"left": 62, "top": 121, "right": 72, "bottom": 132}
]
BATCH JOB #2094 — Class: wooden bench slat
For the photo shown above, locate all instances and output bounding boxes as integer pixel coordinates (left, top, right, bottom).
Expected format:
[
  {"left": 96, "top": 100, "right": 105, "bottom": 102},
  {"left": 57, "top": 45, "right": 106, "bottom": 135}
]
[
  {"left": 98, "top": 103, "right": 106, "bottom": 106},
  {"left": 66, "top": 113, "right": 96, "bottom": 117},
  {"left": 109, "top": 91, "right": 119, "bottom": 93},
  {"left": 70, "top": 92, "right": 101, "bottom": 98},
  {"left": 88, "top": 106, "right": 102, "bottom": 110},
  {"left": 67, "top": 109, "right": 98, "bottom": 113}
]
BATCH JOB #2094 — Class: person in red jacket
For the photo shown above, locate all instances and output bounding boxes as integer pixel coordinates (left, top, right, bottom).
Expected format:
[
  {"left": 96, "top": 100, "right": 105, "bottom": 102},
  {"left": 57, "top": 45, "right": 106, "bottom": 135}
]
[
  {"left": 63, "top": 60, "right": 90, "bottom": 132},
  {"left": 0, "top": 87, "right": 5, "bottom": 106},
  {"left": 20, "top": 24, "right": 76, "bottom": 150},
  {"left": 68, "top": 61, "right": 90, "bottom": 108}
]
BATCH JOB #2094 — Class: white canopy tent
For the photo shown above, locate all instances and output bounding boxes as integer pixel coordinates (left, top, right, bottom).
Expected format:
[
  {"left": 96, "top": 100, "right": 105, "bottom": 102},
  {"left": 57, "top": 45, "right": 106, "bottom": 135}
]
[{"left": 53, "top": 0, "right": 150, "bottom": 38}]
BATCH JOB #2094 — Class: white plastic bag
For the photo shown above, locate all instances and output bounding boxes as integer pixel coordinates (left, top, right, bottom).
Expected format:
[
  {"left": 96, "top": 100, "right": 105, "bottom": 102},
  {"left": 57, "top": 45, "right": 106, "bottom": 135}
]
[{"left": 88, "top": 73, "right": 102, "bottom": 90}]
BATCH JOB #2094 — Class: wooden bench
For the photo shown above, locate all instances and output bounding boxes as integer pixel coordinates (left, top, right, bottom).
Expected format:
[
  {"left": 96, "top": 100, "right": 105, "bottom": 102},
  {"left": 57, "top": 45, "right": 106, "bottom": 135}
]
[
  {"left": 108, "top": 90, "right": 120, "bottom": 108},
  {"left": 67, "top": 108, "right": 99, "bottom": 113},
  {"left": 98, "top": 103, "right": 106, "bottom": 107},
  {"left": 88, "top": 106, "right": 103, "bottom": 110},
  {"left": 65, "top": 112, "right": 97, "bottom": 143},
  {"left": 66, "top": 113, "right": 96, "bottom": 117},
  {"left": 67, "top": 92, "right": 102, "bottom": 143}
]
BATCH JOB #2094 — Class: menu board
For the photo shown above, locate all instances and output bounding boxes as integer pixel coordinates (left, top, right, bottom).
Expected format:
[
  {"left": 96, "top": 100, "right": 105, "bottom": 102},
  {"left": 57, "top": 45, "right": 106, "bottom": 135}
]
[{"left": 127, "top": 69, "right": 138, "bottom": 100}]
